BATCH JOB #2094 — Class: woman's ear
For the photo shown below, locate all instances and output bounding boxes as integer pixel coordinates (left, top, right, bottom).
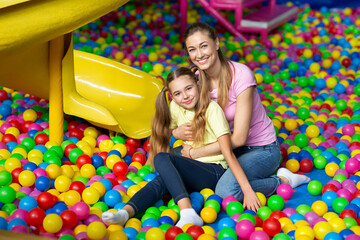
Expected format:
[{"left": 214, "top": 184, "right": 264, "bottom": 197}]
[{"left": 216, "top": 38, "right": 220, "bottom": 51}]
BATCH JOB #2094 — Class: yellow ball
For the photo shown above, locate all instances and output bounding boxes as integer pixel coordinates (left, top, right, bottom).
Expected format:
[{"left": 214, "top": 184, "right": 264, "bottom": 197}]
[
  {"left": 145, "top": 227, "right": 165, "bottom": 240},
  {"left": 295, "top": 225, "right": 315, "bottom": 240},
  {"left": 60, "top": 165, "right": 75, "bottom": 179},
  {"left": 326, "top": 77, "right": 337, "bottom": 89},
  {"left": 83, "top": 136, "right": 97, "bottom": 148},
  {"left": 313, "top": 221, "right": 332, "bottom": 240},
  {"left": 311, "top": 200, "right": 328, "bottom": 217},
  {"left": 106, "top": 155, "right": 122, "bottom": 170},
  {"left": 286, "top": 159, "right": 300, "bottom": 173},
  {"left": 5, "top": 127, "right": 20, "bottom": 138},
  {"left": 112, "top": 144, "right": 127, "bottom": 157},
  {"left": 125, "top": 218, "right": 141, "bottom": 232},
  {"left": 153, "top": 63, "right": 164, "bottom": 75},
  {"left": 82, "top": 187, "right": 100, "bottom": 205},
  {"left": 328, "top": 217, "right": 346, "bottom": 233},
  {"left": 64, "top": 190, "right": 81, "bottom": 207},
  {"left": 84, "top": 127, "right": 98, "bottom": 139},
  {"left": 306, "top": 125, "right": 320, "bottom": 138},
  {"left": 74, "top": 224, "right": 87, "bottom": 235},
  {"left": 87, "top": 221, "right": 107, "bottom": 240},
  {"left": 198, "top": 234, "right": 216, "bottom": 240},
  {"left": 99, "top": 139, "right": 114, "bottom": 152},
  {"left": 256, "top": 192, "right": 266, "bottom": 206},
  {"left": 18, "top": 170, "right": 36, "bottom": 187},
  {"left": 148, "top": 52, "right": 158, "bottom": 62},
  {"left": 46, "top": 164, "right": 61, "bottom": 179},
  {"left": 43, "top": 214, "right": 63, "bottom": 233},
  {"left": 303, "top": 49, "right": 313, "bottom": 58},
  {"left": 325, "top": 162, "right": 339, "bottom": 177},
  {"left": 91, "top": 182, "right": 106, "bottom": 197},
  {"left": 202, "top": 225, "right": 216, "bottom": 236},
  {"left": 23, "top": 109, "right": 37, "bottom": 122},
  {"left": 0, "top": 149, "right": 10, "bottom": 160},
  {"left": 54, "top": 175, "right": 72, "bottom": 192},
  {"left": 200, "top": 206, "right": 217, "bottom": 224},
  {"left": 4, "top": 158, "right": 21, "bottom": 172},
  {"left": 109, "top": 230, "right": 128, "bottom": 240},
  {"left": 127, "top": 185, "right": 141, "bottom": 198},
  {"left": 323, "top": 212, "right": 339, "bottom": 222},
  {"left": 285, "top": 118, "right": 298, "bottom": 131},
  {"left": 161, "top": 209, "right": 178, "bottom": 223},
  {"left": 80, "top": 163, "right": 96, "bottom": 179},
  {"left": 309, "top": 62, "right": 320, "bottom": 73},
  {"left": 200, "top": 188, "right": 215, "bottom": 201},
  {"left": 173, "top": 140, "right": 184, "bottom": 148}
]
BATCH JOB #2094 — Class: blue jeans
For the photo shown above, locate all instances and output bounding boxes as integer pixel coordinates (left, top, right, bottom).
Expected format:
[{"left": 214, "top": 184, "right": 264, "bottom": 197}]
[
  {"left": 126, "top": 152, "right": 225, "bottom": 215},
  {"left": 215, "top": 141, "right": 281, "bottom": 201}
]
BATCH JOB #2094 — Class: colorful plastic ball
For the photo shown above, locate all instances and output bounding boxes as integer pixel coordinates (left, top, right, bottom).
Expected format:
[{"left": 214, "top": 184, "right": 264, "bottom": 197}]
[
  {"left": 19, "top": 196, "right": 37, "bottom": 211},
  {"left": 217, "top": 217, "right": 236, "bottom": 231},
  {"left": 35, "top": 176, "right": 51, "bottom": 192},
  {"left": 267, "top": 195, "right": 285, "bottom": 211},
  {"left": 300, "top": 158, "right": 314, "bottom": 173},
  {"left": 186, "top": 225, "right": 205, "bottom": 240},
  {"left": 249, "top": 230, "right": 270, "bottom": 240},
  {"left": 43, "top": 213, "right": 63, "bottom": 233},
  {"left": 285, "top": 119, "right": 298, "bottom": 131},
  {"left": 104, "top": 189, "right": 122, "bottom": 208},
  {"left": 218, "top": 227, "right": 237, "bottom": 239},
  {"left": 72, "top": 201, "right": 90, "bottom": 220},
  {"left": 311, "top": 200, "right": 328, "bottom": 217},
  {"left": 257, "top": 206, "right": 272, "bottom": 221},
  {"left": 0, "top": 185, "right": 16, "bottom": 204},
  {"left": 256, "top": 192, "right": 266, "bottom": 206},
  {"left": 165, "top": 226, "right": 183, "bottom": 240},
  {"left": 285, "top": 159, "right": 300, "bottom": 173},
  {"left": 226, "top": 200, "right": 244, "bottom": 216},
  {"left": 276, "top": 183, "right": 293, "bottom": 200},
  {"left": 87, "top": 221, "right": 107, "bottom": 240},
  {"left": 345, "top": 158, "right": 359, "bottom": 174},
  {"left": 82, "top": 187, "right": 100, "bottom": 205},
  {"left": 0, "top": 170, "right": 12, "bottom": 186},
  {"left": 200, "top": 207, "right": 217, "bottom": 224},
  {"left": 27, "top": 207, "right": 46, "bottom": 227},
  {"left": 294, "top": 133, "right": 309, "bottom": 148},
  {"left": 263, "top": 217, "right": 281, "bottom": 237},
  {"left": 60, "top": 210, "right": 78, "bottom": 229},
  {"left": 314, "top": 221, "right": 333, "bottom": 240},
  {"left": 221, "top": 196, "right": 238, "bottom": 211},
  {"left": 236, "top": 219, "right": 255, "bottom": 239},
  {"left": 314, "top": 156, "right": 327, "bottom": 169},
  {"left": 332, "top": 197, "right": 350, "bottom": 214},
  {"left": 308, "top": 180, "right": 323, "bottom": 195},
  {"left": 325, "top": 163, "right": 340, "bottom": 177}
]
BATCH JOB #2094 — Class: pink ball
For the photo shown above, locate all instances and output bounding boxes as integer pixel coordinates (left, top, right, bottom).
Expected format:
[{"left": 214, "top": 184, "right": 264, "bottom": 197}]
[
  {"left": 334, "top": 169, "right": 349, "bottom": 178},
  {"left": 249, "top": 230, "right": 270, "bottom": 240},
  {"left": 283, "top": 208, "right": 297, "bottom": 217},
  {"left": 17, "top": 133, "right": 30, "bottom": 144},
  {"left": 56, "top": 227, "right": 74, "bottom": 238},
  {"left": 328, "top": 180, "right": 342, "bottom": 190},
  {"left": 12, "top": 209, "right": 28, "bottom": 222},
  {"left": 0, "top": 122, "right": 12, "bottom": 134},
  {"left": 336, "top": 189, "right": 353, "bottom": 202},
  {"left": 83, "top": 214, "right": 100, "bottom": 225},
  {"left": 33, "top": 168, "right": 47, "bottom": 178},
  {"left": 304, "top": 211, "right": 319, "bottom": 226},
  {"left": 112, "top": 185, "right": 126, "bottom": 192},
  {"left": 342, "top": 124, "right": 355, "bottom": 136},
  {"left": 72, "top": 202, "right": 90, "bottom": 220},
  {"left": 221, "top": 196, "right": 238, "bottom": 211},
  {"left": 236, "top": 219, "right": 255, "bottom": 239},
  {"left": 230, "top": 213, "right": 241, "bottom": 223},
  {"left": 103, "top": 173, "right": 116, "bottom": 179},
  {"left": 140, "top": 226, "right": 152, "bottom": 232},
  {"left": 345, "top": 234, "right": 360, "bottom": 240},
  {"left": 96, "top": 134, "right": 111, "bottom": 147},
  {"left": 28, "top": 123, "right": 43, "bottom": 132},
  {"left": 345, "top": 158, "right": 360, "bottom": 174},
  {"left": 276, "top": 183, "right": 293, "bottom": 200},
  {"left": 11, "top": 225, "right": 29, "bottom": 233}
]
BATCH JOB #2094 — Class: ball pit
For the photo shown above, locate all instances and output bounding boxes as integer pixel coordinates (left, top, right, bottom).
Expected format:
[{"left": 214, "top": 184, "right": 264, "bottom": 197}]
[{"left": 0, "top": 1, "right": 359, "bottom": 240}]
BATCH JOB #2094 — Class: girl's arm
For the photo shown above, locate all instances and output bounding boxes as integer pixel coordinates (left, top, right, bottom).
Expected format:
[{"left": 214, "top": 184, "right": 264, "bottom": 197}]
[
  {"left": 217, "top": 134, "right": 262, "bottom": 211},
  {"left": 183, "top": 87, "right": 254, "bottom": 159}
]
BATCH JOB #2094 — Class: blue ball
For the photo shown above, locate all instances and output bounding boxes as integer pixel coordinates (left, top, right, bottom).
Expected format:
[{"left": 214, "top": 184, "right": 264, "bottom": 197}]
[
  {"left": 190, "top": 192, "right": 205, "bottom": 206},
  {"left": 218, "top": 217, "right": 236, "bottom": 231},
  {"left": 324, "top": 232, "right": 342, "bottom": 240},
  {"left": 0, "top": 104, "right": 12, "bottom": 118},
  {"left": 0, "top": 217, "right": 7, "bottom": 230},
  {"left": 19, "top": 196, "right": 37, "bottom": 211},
  {"left": 98, "top": 178, "right": 113, "bottom": 191},
  {"left": 53, "top": 202, "right": 68, "bottom": 215},
  {"left": 123, "top": 227, "right": 138, "bottom": 239},
  {"left": 289, "top": 213, "right": 306, "bottom": 223},
  {"left": 322, "top": 191, "right": 338, "bottom": 207},
  {"left": 339, "top": 229, "right": 354, "bottom": 240},
  {"left": 120, "top": 179, "right": 135, "bottom": 190},
  {"left": 35, "top": 176, "right": 51, "bottom": 192},
  {"left": 207, "top": 194, "right": 223, "bottom": 206},
  {"left": 158, "top": 216, "right": 174, "bottom": 226},
  {"left": 142, "top": 218, "right": 160, "bottom": 228},
  {"left": 7, "top": 218, "right": 27, "bottom": 231},
  {"left": 143, "top": 173, "right": 156, "bottom": 182},
  {"left": 91, "top": 155, "right": 104, "bottom": 169},
  {"left": 104, "top": 190, "right": 122, "bottom": 208}
]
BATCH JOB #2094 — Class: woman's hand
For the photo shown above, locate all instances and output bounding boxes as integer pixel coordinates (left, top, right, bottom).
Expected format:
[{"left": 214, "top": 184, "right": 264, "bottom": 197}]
[
  {"left": 172, "top": 123, "right": 193, "bottom": 141},
  {"left": 181, "top": 144, "right": 192, "bottom": 158},
  {"left": 243, "top": 190, "right": 262, "bottom": 212}
]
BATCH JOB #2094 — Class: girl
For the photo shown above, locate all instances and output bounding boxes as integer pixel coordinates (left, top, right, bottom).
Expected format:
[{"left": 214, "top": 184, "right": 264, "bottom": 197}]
[
  {"left": 172, "top": 22, "right": 310, "bottom": 210},
  {"left": 102, "top": 67, "right": 261, "bottom": 227}
]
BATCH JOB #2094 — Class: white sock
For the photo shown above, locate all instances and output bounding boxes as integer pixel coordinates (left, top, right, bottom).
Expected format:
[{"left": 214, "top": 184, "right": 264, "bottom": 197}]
[
  {"left": 176, "top": 208, "right": 204, "bottom": 228},
  {"left": 277, "top": 168, "right": 311, "bottom": 188},
  {"left": 102, "top": 209, "right": 129, "bottom": 226}
]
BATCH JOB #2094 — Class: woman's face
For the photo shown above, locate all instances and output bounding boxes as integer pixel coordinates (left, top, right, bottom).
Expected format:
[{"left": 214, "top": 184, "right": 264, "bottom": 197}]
[{"left": 185, "top": 31, "right": 219, "bottom": 71}]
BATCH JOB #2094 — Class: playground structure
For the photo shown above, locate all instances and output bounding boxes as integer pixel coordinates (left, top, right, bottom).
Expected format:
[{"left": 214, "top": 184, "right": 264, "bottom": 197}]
[
  {"left": 180, "top": 0, "right": 298, "bottom": 41},
  {"left": 0, "top": 0, "right": 163, "bottom": 144}
]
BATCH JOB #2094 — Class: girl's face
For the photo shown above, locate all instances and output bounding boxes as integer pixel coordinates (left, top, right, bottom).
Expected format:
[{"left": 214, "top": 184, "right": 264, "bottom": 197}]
[
  {"left": 185, "top": 31, "right": 219, "bottom": 71},
  {"left": 169, "top": 75, "right": 199, "bottom": 110}
]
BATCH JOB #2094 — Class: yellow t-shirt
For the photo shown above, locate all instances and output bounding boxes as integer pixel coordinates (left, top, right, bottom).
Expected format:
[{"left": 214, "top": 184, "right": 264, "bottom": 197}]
[{"left": 169, "top": 100, "right": 231, "bottom": 168}]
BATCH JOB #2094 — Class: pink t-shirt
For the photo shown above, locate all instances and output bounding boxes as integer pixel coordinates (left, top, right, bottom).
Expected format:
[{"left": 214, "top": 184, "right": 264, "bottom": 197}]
[{"left": 209, "top": 61, "right": 276, "bottom": 146}]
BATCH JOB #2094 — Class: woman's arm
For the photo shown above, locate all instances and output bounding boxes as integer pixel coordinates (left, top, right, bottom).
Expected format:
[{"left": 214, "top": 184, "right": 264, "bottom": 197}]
[
  {"left": 184, "top": 87, "right": 254, "bottom": 159},
  {"left": 217, "top": 134, "right": 261, "bottom": 211},
  {"left": 172, "top": 123, "right": 193, "bottom": 141}
]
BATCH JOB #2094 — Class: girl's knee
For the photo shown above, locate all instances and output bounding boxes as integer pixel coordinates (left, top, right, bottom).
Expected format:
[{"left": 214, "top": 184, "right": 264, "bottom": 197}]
[{"left": 154, "top": 152, "right": 169, "bottom": 169}]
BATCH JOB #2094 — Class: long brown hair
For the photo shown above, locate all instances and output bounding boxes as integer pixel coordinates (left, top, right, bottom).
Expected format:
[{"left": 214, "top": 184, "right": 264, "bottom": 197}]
[
  {"left": 147, "top": 67, "right": 210, "bottom": 167},
  {"left": 184, "top": 22, "right": 233, "bottom": 111}
]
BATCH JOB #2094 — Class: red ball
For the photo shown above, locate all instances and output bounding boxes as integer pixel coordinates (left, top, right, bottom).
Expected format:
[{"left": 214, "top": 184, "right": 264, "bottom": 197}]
[
  {"left": 22, "top": 121, "right": 34, "bottom": 133},
  {"left": 60, "top": 210, "right": 78, "bottom": 229},
  {"left": 339, "top": 209, "right": 357, "bottom": 219},
  {"left": 37, "top": 192, "right": 56, "bottom": 210},
  {"left": 112, "top": 161, "right": 129, "bottom": 176},
  {"left": 352, "top": 189, "right": 360, "bottom": 199},
  {"left": 29, "top": 95, "right": 41, "bottom": 102},
  {"left": 11, "top": 167, "right": 23, "bottom": 184},
  {"left": 126, "top": 138, "right": 141, "bottom": 148},
  {"left": 69, "top": 128, "right": 84, "bottom": 140},
  {"left": 269, "top": 210, "right": 287, "bottom": 220},
  {"left": 8, "top": 120, "right": 22, "bottom": 131},
  {"left": 322, "top": 184, "right": 338, "bottom": 194},
  {"left": 34, "top": 133, "right": 49, "bottom": 145},
  {"left": 143, "top": 139, "right": 151, "bottom": 153},
  {"left": 98, "top": 152, "right": 108, "bottom": 161},
  {"left": 132, "top": 152, "right": 146, "bottom": 166},
  {"left": 165, "top": 226, "right": 183, "bottom": 240},
  {"left": 186, "top": 225, "right": 205, "bottom": 240},
  {"left": 2, "top": 134, "right": 17, "bottom": 144},
  {"left": 254, "top": 215, "right": 263, "bottom": 228},
  {"left": 67, "top": 121, "right": 80, "bottom": 131},
  {"left": 263, "top": 217, "right": 281, "bottom": 237},
  {"left": 76, "top": 154, "right": 92, "bottom": 168},
  {"left": 300, "top": 158, "right": 314, "bottom": 173},
  {"left": 0, "top": 89, "right": 9, "bottom": 101},
  {"left": 115, "top": 175, "right": 128, "bottom": 185},
  {"left": 341, "top": 58, "right": 352, "bottom": 68},
  {"left": 69, "top": 181, "right": 86, "bottom": 195},
  {"left": 27, "top": 208, "right": 46, "bottom": 227},
  {"left": 64, "top": 144, "right": 78, "bottom": 158},
  {"left": 125, "top": 143, "right": 136, "bottom": 156}
]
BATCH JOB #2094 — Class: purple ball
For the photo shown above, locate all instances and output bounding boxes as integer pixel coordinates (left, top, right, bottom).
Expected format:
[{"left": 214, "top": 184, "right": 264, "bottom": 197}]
[
  {"left": 249, "top": 230, "right": 270, "bottom": 240},
  {"left": 283, "top": 208, "right": 297, "bottom": 217}
]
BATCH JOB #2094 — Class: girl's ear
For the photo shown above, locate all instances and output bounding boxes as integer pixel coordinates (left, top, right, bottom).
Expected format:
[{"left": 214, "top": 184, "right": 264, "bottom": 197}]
[{"left": 215, "top": 38, "right": 220, "bottom": 51}]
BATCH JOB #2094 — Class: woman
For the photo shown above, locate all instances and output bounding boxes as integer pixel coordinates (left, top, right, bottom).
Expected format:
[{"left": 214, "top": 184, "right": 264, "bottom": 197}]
[{"left": 172, "top": 23, "right": 310, "bottom": 210}]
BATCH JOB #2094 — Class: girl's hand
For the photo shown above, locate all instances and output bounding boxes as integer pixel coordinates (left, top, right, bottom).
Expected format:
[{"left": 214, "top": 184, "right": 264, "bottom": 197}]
[
  {"left": 181, "top": 144, "right": 192, "bottom": 158},
  {"left": 173, "top": 123, "right": 193, "bottom": 141},
  {"left": 243, "top": 190, "right": 262, "bottom": 212}
]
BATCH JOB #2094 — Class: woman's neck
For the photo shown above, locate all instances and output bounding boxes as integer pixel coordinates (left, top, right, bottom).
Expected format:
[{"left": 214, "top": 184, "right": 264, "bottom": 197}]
[{"left": 205, "top": 59, "right": 222, "bottom": 90}]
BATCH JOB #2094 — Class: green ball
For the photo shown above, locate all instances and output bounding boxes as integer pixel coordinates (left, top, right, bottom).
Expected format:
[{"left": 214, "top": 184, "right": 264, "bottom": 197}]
[
  {"left": 273, "top": 233, "right": 291, "bottom": 240},
  {"left": 313, "top": 156, "right": 327, "bottom": 169},
  {"left": 267, "top": 195, "right": 285, "bottom": 211},
  {"left": 142, "top": 62, "right": 153, "bottom": 73},
  {"left": 175, "top": 233, "right": 194, "bottom": 240},
  {"left": 141, "top": 213, "right": 158, "bottom": 222},
  {"left": 257, "top": 206, "right": 272, "bottom": 221},
  {"left": 135, "top": 232, "right": 146, "bottom": 240},
  {"left": 61, "top": 140, "right": 74, "bottom": 150},
  {"left": 132, "top": 176, "right": 143, "bottom": 184},
  {"left": 50, "top": 146, "right": 64, "bottom": 158},
  {"left": 333, "top": 174, "right": 346, "bottom": 183},
  {"left": 226, "top": 201, "right": 244, "bottom": 216},
  {"left": 137, "top": 168, "right": 151, "bottom": 179},
  {"left": 167, "top": 198, "right": 175, "bottom": 208},
  {"left": 159, "top": 223, "right": 172, "bottom": 232},
  {"left": 332, "top": 197, "right": 349, "bottom": 214},
  {"left": 263, "top": 73, "right": 274, "bottom": 84},
  {"left": 296, "top": 204, "right": 312, "bottom": 215},
  {"left": 307, "top": 180, "right": 323, "bottom": 196},
  {"left": 68, "top": 148, "right": 84, "bottom": 164},
  {"left": 297, "top": 108, "right": 310, "bottom": 120},
  {"left": 145, "top": 206, "right": 161, "bottom": 219},
  {"left": 112, "top": 136, "right": 126, "bottom": 144},
  {"left": 0, "top": 186, "right": 16, "bottom": 204},
  {"left": 58, "top": 234, "right": 76, "bottom": 240},
  {"left": 343, "top": 217, "right": 358, "bottom": 229},
  {"left": 218, "top": 227, "right": 237, "bottom": 240},
  {"left": 272, "top": 83, "right": 284, "bottom": 93},
  {"left": 95, "top": 166, "right": 111, "bottom": 177},
  {"left": 21, "top": 138, "right": 36, "bottom": 151},
  {"left": 0, "top": 171, "right": 12, "bottom": 186},
  {"left": 93, "top": 201, "right": 108, "bottom": 212},
  {"left": 294, "top": 133, "right": 309, "bottom": 148},
  {"left": 126, "top": 172, "right": 137, "bottom": 180},
  {"left": 204, "top": 199, "right": 221, "bottom": 213},
  {"left": 1, "top": 203, "right": 17, "bottom": 216},
  {"left": 336, "top": 99, "right": 347, "bottom": 111},
  {"left": 238, "top": 213, "right": 256, "bottom": 225},
  {"left": 74, "top": 176, "right": 89, "bottom": 185}
]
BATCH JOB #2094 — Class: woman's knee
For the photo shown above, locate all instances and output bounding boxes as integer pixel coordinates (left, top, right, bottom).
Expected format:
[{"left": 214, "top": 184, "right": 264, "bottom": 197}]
[{"left": 154, "top": 152, "right": 170, "bottom": 170}]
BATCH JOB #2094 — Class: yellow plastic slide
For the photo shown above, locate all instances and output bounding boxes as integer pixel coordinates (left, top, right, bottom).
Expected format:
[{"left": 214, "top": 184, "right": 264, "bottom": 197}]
[{"left": 0, "top": 0, "right": 163, "bottom": 141}]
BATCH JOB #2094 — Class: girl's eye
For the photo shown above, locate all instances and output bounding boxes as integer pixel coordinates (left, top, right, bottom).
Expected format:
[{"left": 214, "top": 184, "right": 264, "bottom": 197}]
[
  {"left": 186, "top": 86, "right": 192, "bottom": 91},
  {"left": 188, "top": 49, "right": 194, "bottom": 52}
]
